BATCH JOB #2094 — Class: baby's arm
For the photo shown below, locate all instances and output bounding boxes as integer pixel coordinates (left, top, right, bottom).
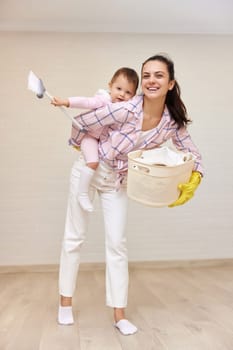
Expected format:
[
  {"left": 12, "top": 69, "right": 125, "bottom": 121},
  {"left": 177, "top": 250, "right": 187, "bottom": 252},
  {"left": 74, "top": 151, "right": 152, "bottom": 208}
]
[
  {"left": 52, "top": 91, "right": 110, "bottom": 110},
  {"left": 69, "top": 91, "right": 110, "bottom": 110}
]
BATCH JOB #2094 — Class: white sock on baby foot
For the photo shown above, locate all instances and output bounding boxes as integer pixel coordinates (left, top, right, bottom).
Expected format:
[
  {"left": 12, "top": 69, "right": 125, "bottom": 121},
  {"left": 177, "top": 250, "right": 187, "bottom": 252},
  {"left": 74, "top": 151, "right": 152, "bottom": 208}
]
[
  {"left": 58, "top": 306, "right": 74, "bottom": 325},
  {"left": 114, "top": 319, "right": 138, "bottom": 335}
]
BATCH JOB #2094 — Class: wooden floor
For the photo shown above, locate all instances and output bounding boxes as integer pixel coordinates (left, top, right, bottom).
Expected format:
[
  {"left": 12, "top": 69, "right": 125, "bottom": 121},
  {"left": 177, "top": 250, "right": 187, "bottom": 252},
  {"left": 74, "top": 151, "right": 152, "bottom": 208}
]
[{"left": 1, "top": 263, "right": 233, "bottom": 350}]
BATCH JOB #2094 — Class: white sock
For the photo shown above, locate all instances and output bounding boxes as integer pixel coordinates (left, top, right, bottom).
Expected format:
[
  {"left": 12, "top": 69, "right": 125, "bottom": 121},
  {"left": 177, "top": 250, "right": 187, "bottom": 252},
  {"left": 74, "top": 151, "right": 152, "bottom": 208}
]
[
  {"left": 78, "top": 166, "right": 95, "bottom": 212},
  {"left": 58, "top": 306, "right": 74, "bottom": 325},
  {"left": 114, "top": 319, "right": 138, "bottom": 335}
]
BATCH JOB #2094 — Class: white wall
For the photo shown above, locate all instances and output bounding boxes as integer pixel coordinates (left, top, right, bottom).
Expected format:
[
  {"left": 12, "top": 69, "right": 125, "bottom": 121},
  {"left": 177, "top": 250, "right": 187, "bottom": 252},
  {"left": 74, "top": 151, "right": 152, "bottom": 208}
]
[{"left": 0, "top": 32, "right": 233, "bottom": 265}]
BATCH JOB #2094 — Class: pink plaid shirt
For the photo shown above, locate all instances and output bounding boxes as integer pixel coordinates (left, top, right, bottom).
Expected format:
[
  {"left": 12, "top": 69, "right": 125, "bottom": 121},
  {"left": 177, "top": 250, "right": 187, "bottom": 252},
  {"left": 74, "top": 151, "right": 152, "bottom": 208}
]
[{"left": 70, "top": 95, "right": 204, "bottom": 175}]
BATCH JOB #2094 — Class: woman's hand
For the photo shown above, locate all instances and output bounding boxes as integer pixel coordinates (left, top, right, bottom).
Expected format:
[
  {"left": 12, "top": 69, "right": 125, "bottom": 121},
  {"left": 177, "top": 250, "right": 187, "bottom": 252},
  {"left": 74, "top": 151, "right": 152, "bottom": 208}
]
[
  {"left": 169, "top": 171, "right": 202, "bottom": 207},
  {"left": 51, "top": 97, "right": 69, "bottom": 107}
]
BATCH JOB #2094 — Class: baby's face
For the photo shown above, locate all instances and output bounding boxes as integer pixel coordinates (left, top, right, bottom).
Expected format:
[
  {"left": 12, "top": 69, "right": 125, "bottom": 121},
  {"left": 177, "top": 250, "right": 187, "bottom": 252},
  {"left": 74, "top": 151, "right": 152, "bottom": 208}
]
[{"left": 109, "top": 75, "right": 136, "bottom": 102}]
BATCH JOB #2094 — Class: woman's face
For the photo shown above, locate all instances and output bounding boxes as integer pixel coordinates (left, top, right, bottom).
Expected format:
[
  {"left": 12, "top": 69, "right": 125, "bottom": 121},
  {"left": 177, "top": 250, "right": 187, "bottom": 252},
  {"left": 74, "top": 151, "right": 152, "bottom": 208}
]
[{"left": 141, "top": 60, "right": 175, "bottom": 100}]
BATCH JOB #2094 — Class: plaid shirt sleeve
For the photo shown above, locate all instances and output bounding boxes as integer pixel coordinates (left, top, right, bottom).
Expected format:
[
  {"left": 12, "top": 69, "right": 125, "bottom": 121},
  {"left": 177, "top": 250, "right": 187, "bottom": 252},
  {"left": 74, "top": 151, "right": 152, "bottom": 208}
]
[
  {"left": 70, "top": 102, "right": 132, "bottom": 146},
  {"left": 172, "top": 127, "right": 204, "bottom": 175},
  {"left": 75, "top": 102, "right": 129, "bottom": 129}
]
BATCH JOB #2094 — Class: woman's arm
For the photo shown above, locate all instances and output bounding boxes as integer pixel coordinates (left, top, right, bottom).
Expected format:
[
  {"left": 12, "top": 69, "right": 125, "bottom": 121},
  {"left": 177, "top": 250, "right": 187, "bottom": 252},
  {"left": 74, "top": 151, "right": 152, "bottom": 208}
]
[
  {"left": 169, "top": 126, "right": 204, "bottom": 207},
  {"left": 172, "top": 127, "right": 204, "bottom": 176},
  {"left": 72, "top": 102, "right": 128, "bottom": 132}
]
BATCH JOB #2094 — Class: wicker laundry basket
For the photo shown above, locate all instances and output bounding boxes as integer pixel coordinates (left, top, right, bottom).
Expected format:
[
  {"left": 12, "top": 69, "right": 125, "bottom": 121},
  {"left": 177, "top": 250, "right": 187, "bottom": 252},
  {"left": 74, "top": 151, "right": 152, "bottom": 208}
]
[{"left": 127, "top": 149, "right": 195, "bottom": 207}]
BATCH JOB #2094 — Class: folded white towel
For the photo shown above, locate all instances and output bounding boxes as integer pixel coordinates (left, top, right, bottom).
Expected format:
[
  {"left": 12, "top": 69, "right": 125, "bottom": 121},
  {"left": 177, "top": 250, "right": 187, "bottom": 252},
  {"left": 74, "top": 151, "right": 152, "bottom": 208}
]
[{"left": 134, "top": 146, "right": 193, "bottom": 166}]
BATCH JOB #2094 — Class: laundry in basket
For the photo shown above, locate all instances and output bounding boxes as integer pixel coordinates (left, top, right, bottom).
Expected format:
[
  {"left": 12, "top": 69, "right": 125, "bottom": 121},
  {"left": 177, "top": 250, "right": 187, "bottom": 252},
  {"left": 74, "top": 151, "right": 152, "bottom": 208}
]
[{"left": 127, "top": 147, "right": 195, "bottom": 207}]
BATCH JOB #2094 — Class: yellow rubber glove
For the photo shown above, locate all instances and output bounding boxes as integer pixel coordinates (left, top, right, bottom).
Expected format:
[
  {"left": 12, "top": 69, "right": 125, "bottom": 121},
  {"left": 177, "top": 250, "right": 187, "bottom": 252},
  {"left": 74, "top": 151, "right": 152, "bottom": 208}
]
[{"left": 169, "top": 171, "right": 202, "bottom": 207}]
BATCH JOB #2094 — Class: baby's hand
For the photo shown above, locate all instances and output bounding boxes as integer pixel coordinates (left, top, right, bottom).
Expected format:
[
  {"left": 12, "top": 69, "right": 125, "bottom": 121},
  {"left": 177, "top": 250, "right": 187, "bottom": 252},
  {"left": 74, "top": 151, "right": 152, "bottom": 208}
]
[{"left": 51, "top": 97, "right": 69, "bottom": 107}]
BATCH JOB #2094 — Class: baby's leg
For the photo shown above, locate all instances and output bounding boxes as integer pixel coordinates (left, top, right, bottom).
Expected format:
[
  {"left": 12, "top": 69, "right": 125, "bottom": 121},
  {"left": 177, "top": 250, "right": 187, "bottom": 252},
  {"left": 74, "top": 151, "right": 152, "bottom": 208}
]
[
  {"left": 82, "top": 135, "right": 99, "bottom": 170},
  {"left": 78, "top": 136, "right": 99, "bottom": 212}
]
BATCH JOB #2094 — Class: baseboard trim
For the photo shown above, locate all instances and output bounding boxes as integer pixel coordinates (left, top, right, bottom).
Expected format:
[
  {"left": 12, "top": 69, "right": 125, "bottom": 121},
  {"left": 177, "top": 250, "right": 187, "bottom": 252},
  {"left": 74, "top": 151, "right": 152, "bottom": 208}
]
[
  {"left": 1, "top": 258, "right": 233, "bottom": 274},
  {"left": 128, "top": 258, "right": 233, "bottom": 270}
]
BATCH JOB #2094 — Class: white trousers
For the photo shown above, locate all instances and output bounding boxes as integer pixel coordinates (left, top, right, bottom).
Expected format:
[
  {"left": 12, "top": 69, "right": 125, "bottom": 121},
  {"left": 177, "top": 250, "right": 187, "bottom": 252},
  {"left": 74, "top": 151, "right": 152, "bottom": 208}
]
[{"left": 59, "top": 155, "right": 129, "bottom": 308}]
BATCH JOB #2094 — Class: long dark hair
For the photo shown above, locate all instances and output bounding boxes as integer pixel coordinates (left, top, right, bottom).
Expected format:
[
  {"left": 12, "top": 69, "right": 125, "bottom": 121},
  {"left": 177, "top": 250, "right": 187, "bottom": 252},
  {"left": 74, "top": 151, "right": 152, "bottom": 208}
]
[{"left": 141, "top": 54, "right": 191, "bottom": 129}]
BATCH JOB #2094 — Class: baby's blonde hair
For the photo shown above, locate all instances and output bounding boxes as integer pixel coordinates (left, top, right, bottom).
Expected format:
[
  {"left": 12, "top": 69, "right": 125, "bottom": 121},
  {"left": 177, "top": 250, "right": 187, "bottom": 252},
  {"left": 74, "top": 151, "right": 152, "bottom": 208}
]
[{"left": 110, "top": 67, "right": 139, "bottom": 94}]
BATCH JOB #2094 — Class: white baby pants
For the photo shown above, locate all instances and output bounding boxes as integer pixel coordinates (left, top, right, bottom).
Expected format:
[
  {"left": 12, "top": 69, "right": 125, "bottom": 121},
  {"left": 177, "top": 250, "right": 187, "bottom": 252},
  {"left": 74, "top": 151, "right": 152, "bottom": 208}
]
[{"left": 59, "top": 155, "right": 129, "bottom": 308}]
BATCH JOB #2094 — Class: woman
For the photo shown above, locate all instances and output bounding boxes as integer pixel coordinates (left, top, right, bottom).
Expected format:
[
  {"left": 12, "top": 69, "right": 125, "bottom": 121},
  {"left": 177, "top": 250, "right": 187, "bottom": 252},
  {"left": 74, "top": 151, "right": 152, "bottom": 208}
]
[{"left": 58, "top": 54, "right": 204, "bottom": 335}]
